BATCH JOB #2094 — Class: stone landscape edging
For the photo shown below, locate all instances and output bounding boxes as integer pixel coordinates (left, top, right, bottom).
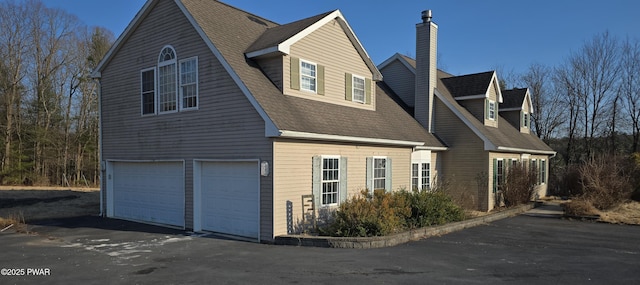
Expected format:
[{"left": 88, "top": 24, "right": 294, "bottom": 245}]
[{"left": 274, "top": 203, "right": 536, "bottom": 248}]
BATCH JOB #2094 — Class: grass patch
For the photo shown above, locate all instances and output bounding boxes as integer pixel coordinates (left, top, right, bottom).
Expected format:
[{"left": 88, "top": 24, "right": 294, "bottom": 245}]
[
  {"left": 0, "top": 211, "right": 27, "bottom": 233},
  {"left": 599, "top": 201, "right": 640, "bottom": 225},
  {"left": 562, "top": 199, "right": 640, "bottom": 225},
  {"left": 0, "top": 188, "right": 100, "bottom": 224}
]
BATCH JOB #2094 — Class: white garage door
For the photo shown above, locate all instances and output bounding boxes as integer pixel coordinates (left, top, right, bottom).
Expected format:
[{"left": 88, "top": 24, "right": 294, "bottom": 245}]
[
  {"left": 198, "top": 161, "right": 259, "bottom": 239},
  {"left": 110, "top": 161, "right": 184, "bottom": 227}
]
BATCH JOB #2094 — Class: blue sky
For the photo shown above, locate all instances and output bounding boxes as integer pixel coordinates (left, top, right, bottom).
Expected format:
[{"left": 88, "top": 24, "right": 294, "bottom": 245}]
[{"left": 37, "top": 0, "right": 640, "bottom": 76}]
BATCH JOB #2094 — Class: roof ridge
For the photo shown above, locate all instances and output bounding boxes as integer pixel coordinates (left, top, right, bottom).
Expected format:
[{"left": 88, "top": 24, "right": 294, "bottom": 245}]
[
  {"left": 443, "top": 70, "right": 494, "bottom": 79},
  {"left": 245, "top": 10, "right": 337, "bottom": 55},
  {"left": 503, "top": 87, "right": 527, "bottom": 92},
  {"left": 276, "top": 9, "right": 336, "bottom": 28},
  {"left": 211, "top": 0, "right": 280, "bottom": 26}
]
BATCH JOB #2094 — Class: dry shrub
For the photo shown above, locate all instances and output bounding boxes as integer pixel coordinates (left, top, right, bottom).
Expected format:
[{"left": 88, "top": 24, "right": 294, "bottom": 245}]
[
  {"left": 631, "top": 153, "right": 640, "bottom": 202},
  {"left": 0, "top": 211, "right": 27, "bottom": 233},
  {"left": 438, "top": 178, "right": 477, "bottom": 211},
  {"left": 563, "top": 199, "right": 599, "bottom": 216},
  {"left": 579, "top": 155, "right": 633, "bottom": 210},
  {"left": 502, "top": 164, "right": 537, "bottom": 207},
  {"left": 598, "top": 201, "right": 640, "bottom": 225},
  {"left": 563, "top": 166, "right": 583, "bottom": 197},
  {"left": 450, "top": 189, "right": 477, "bottom": 211}
]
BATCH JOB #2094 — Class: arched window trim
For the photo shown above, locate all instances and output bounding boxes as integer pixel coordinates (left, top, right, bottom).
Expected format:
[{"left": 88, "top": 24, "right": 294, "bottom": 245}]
[
  {"left": 157, "top": 45, "right": 178, "bottom": 113},
  {"left": 158, "top": 45, "right": 177, "bottom": 64},
  {"left": 140, "top": 45, "right": 199, "bottom": 116}
]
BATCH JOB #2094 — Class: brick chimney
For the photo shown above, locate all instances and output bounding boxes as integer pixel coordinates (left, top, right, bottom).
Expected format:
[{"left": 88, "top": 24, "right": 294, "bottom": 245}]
[{"left": 415, "top": 10, "right": 437, "bottom": 132}]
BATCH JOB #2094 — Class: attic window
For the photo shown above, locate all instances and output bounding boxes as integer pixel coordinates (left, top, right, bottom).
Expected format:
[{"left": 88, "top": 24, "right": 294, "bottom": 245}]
[
  {"left": 159, "top": 47, "right": 176, "bottom": 62},
  {"left": 300, "top": 60, "right": 317, "bottom": 92},
  {"left": 352, "top": 75, "right": 365, "bottom": 103},
  {"left": 140, "top": 45, "right": 198, "bottom": 116},
  {"left": 158, "top": 46, "right": 178, "bottom": 113},
  {"left": 488, "top": 100, "right": 496, "bottom": 120}
]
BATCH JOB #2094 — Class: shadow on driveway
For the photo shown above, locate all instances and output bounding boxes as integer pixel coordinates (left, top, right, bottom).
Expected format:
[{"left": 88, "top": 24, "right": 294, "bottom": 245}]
[{"left": 28, "top": 215, "right": 186, "bottom": 236}]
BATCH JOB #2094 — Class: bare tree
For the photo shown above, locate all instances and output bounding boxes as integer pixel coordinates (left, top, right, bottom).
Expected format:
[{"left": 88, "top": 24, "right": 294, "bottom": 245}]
[
  {"left": 0, "top": 1, "right": 30, "bottom": 179},
  {"left": 26, "top": 0, "right": 82, "bottom": 183},
  {"left": 521, "top": 63, "right": 563, "bottom": 143},
  {"left": 558, "top": 32, "right": 621, "bottom": 160},
  {"left": 0, "top": 0, "right": 112, "bottom": 186},
  {"left": 620, "top": 38, "right": 640, "bottom": 153},
  {"left": 491, "top": 64, "right": 519, "bottom": 90},
  {"left": 71, "top": 27, "right": 113, "bottom": 184},
  {"left": 554, "top": 64, "right": 584, "bottom": 164}
]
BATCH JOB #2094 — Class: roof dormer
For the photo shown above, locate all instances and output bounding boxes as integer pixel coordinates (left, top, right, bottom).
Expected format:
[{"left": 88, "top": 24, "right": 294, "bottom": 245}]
[
  {"left": 245, "top": 10, "right": 382, "bottom": 110},
  {"left": 500, "top": 88, "right": 532, "bottom": 133},
  {"left": 440, "top": 71, "right": 502, "bottom": 127}
]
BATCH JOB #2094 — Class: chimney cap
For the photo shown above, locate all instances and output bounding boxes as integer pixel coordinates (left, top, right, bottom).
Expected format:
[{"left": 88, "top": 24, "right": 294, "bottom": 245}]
[{"left": 421, "top": 10, "right": 432, "bottom": 23}]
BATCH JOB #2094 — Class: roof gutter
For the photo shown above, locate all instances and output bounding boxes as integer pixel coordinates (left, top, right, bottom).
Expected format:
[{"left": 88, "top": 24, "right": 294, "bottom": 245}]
[
  {"left": 495, "top": 146, "right": 557, "bottom": 156},
  {"left": 278, "top": 130, "right": 425, "bottom": 147},
  {"left": 414, "top": 145, "right": 448, "bottom": 151}
]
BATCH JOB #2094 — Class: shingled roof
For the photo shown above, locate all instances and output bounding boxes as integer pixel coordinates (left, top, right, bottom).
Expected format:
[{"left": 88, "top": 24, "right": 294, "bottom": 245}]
[
  {"left": 435, "top": 71, "right": 553, "bottom": 154},
  {"left": 245, "top": 11, "right": 334, "bottom": 54},
  {"left": 500, "top": 88, "right": 528, "bottom": 110},
  {"left": 171, "top": 0, "right": 444, "bottom": 148},
  {"left": 441, "top": 71, "right": 496, "bottom": 98}
]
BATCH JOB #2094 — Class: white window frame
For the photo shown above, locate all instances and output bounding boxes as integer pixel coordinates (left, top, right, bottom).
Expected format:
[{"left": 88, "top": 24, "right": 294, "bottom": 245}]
[
  {"left": 321, "top": 155, "right": 340, "bottom": 206},
  {"left": 541, "top": 159, "right": 546, "bottom": 184},
  {"left": 411, "top": 163, "right": 419, "bottom": 191},
  {"left": 352, "top": 75, "right": 366, "bottom": 103},
  {"left": 496, "top": 158, "right": 504, "bottom": 190},
  {"left": 372, "top": 157, "right": 387, "bottom": 192},
  {"left": 300, "top": 60, "right": 317, "bottom": 93},
  {"left": 411, "top": 162, "right": 431, "bottom": 191},
  {"left": 411, "top": 151, "right": 432, "bottom": 191},
  {"left": 140, "top": 67, "right": 156, "bottom": 116},
  {"left": 421, "top": 162, "right": 430, "bottom": 190},
  {"left": 179, "top": 56, "right": 199, "bottom": 111},
  {"left": 157, "top": 45, "right": 178, "bottom": 114},
  {"left": 531, "top": 159, "right": 538, "bottom": 185},
  {"left": 488, "top": 100, "right": 496, "bottom": 120}
]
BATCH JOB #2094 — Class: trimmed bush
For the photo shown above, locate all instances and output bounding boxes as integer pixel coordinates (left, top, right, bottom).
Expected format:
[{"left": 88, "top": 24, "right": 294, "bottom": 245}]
[
  {"left": 400, "top": 189, "right": 465, "bottom": 228},
  {"left": 320, "top": 190, "right": 410, "bottom": 237},
  {"left": 320, "top": 189, "right": 464, "bottom": 237}
]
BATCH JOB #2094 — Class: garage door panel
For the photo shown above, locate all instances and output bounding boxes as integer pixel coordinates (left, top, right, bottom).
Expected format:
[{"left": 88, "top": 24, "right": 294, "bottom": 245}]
[
  {"left": 200, "top": 161, "right": 259, "bottom": 239},
  {"left": 111, "top": 162, "right": 184, "bottom": 227}
]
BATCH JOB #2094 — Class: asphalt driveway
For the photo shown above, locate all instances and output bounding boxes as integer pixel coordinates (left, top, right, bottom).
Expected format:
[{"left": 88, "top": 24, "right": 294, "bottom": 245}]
[{"left": 1, "top": 213, "right": 639, "bottom": 284}]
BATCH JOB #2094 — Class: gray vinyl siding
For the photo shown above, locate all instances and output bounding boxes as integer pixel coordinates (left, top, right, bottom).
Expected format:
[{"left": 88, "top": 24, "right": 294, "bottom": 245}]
[
  {"left": 433, "top": 97, "right": 488, "bottom": 210},
  {"left": 458, "top": 98, "right": 485, "bottom": 124},
  {"left": 500, "top": 110, "right": 521, "bottom": 131},
  {"left": 380, "top": 60, "right": 415, "bottom": 108},
  {"left": 257, "top": 56, "right": 284, "bottom": 91},
  {"left": 99, "top": 0, "right": 273, "bottom": 240}
]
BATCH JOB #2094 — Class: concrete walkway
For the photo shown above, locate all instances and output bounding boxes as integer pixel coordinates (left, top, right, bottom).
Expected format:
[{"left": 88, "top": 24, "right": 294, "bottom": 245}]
[{"left": 524, "top": 201, "right": 565, "bottom": 218}]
